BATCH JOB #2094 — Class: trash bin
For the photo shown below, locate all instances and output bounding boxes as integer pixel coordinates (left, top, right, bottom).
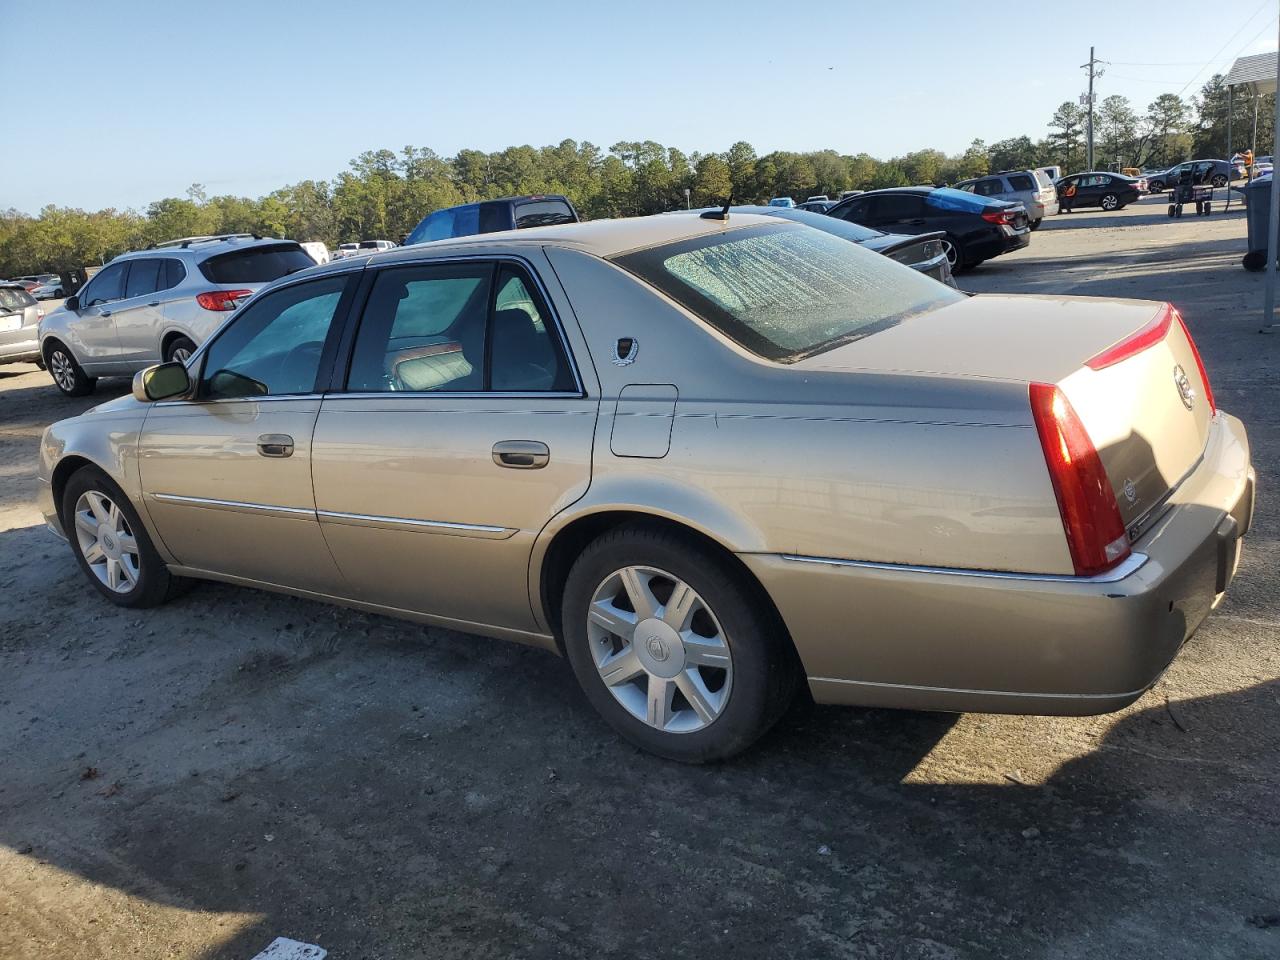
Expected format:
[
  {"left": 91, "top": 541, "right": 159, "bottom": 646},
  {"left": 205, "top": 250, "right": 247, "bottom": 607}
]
[{"left": 1242, "top": 177, "right": 1273, "bottom": 271}]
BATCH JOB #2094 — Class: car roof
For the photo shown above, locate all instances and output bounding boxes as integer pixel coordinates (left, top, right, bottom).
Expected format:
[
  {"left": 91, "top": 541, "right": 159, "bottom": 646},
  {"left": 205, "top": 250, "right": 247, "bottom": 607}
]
[
  {"left": 113, "top": 235, "right": 300, "bottom": 263},
  {"left": 356, "top": 212, "right": 787, "bottom": 264}
]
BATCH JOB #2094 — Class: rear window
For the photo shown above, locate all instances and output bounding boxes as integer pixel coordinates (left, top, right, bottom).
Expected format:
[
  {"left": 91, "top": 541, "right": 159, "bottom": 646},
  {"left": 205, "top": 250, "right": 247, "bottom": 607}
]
[
  {"left": 0, "top": 287, "right": 35, "bottom": 310},
  {"left": 199, "top": 243, "right": 315, "bottom": 284},
  {"left": 612, "top": 223, "right": 961, "bottom": 363},
  {"left": 406, "top": 205, "right": 481, "bottom": 244},
  {"left": 515, "top": 199, "right": 576, "bottom": 229}
]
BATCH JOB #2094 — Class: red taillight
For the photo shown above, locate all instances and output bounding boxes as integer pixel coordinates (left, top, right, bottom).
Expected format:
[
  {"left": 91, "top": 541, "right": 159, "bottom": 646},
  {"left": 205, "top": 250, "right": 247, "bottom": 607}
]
[
  {"left": 196, "top": 289, "right": 252, "bottom": 312},
  {"left": 1174, "top": 309, "right": 1215, "bottom": 413},
  {"left": 981, "top": 209, "right": 1012, "bottom": 225},
  {"left": 1086, "top": 302, "right": 1174, "bottom": 370},
  {"left": 1030, "top": 382, "right": 1131, "bottom": 577}
]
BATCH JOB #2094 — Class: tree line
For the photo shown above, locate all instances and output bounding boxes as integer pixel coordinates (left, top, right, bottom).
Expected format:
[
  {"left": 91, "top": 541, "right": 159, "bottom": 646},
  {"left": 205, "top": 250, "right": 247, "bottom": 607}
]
[{"left": 1, "top": 75, "right": 1273, "bottom": 277}]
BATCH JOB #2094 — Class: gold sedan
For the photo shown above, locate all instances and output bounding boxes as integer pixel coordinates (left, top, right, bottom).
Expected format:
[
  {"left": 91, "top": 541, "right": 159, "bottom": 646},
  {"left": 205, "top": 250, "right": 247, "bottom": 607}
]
[{"left": 37, "top": 214, "right": 1254, "bottom": 761}]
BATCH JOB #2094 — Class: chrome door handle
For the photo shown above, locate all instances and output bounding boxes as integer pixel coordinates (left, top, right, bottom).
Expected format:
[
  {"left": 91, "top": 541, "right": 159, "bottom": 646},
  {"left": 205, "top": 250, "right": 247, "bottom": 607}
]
[
  {"left": 257, "top": 433, "right": 295, "bottom": 458},
  {"left": 100, "top": 309, "right": 112, "bottom": 317},
  {"left": 492, "top": 440, "right": 549, "bottom": 469}
]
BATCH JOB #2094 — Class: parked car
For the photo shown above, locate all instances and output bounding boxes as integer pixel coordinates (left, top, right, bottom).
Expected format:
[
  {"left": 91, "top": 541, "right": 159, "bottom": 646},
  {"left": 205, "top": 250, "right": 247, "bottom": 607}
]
[
  {"left": 767, "top": 197, "right": 796, "bottom": 207},
  {"left": 827, "top": 186, "right": 1030, "bottom": 272},
  {"left": 36, "top": 213, "right": 1253, "bottom": 761},
  {"left": 1145, "top": 159, "right": 1240, "bottom": 192},
  {"left": 299, "top": 241, "right": 330, "bottom": 265},
  {"left": 38, "top": 235, "right": 316, "bottom": 397},
  {"left": 795, "top": 199, "right": 836, "bottom": 213},
  {"left": 0, "top": 282, "right": 44, "bottom": 365},
  {"left": 31, "top": 280, "right": 66, "bottom": 300},
  {"left": 954, "top": 169, "right": 1059, "bottom": 229},
  {"left": 333, "top": 243, "right": 361, "bottom": 260},
  {"left": 677, "top": 205, "right": 954, "bottom": 285},
  {"left": 406, "top": 195, "right": 579, "bottom": 245},
  {"left": 805, "top": 195, "right": 829, "bottom": 202},
  {"left": 1055, "top": 172, "right": 1142, "bottom": 211}
]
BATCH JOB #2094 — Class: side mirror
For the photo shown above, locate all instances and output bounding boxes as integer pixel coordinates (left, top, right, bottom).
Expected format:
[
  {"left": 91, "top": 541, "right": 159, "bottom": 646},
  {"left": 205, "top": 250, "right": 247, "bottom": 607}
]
[
  {"left": 132, "top": 361, "right": 191, "bottom": 402},
  {"left": 64, "top": 294, "right": 80, "bottom": 312}
]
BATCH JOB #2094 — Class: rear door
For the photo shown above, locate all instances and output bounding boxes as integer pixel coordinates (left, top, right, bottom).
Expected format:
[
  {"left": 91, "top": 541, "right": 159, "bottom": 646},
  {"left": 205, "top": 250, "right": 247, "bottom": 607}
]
[
  {"left": 865, "top": 194, "right": 928, "bottom": 233},
  {"left": 310, "top": 253, "right": 596, "bottom": 633},
  {"left": 113, "top": 256, "right": 166, "bottom": 366}
]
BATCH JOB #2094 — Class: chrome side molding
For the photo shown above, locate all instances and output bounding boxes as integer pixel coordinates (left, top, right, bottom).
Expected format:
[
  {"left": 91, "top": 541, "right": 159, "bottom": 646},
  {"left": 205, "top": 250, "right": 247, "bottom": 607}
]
[{"left": 779, "top": 551, "right": 1149, "bottom": 584}]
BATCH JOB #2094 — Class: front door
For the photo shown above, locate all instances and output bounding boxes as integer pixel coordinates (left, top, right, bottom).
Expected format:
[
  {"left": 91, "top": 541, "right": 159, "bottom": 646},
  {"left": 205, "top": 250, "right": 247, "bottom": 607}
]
[
  {"left": 70, "top": 260, "right": 128, "bottom": 368},
  {"left": 311, "top": 257, "right": 596, "bottom": 633},
  {"left": 138, "top": 273, "right": 356, "bottom": 593}
]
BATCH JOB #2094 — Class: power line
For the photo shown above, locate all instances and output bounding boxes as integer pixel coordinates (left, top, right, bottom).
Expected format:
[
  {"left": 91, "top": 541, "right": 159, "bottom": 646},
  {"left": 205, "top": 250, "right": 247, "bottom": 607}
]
[{"left": 1173, "top": 0, "right": 1274, "bottom": 99}]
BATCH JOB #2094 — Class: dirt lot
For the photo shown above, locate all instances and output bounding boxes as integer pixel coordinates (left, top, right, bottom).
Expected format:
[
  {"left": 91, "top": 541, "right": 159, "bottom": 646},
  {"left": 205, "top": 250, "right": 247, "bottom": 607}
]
[{"left": 2, "top": 196, "right": 1278, "bottom": 960}]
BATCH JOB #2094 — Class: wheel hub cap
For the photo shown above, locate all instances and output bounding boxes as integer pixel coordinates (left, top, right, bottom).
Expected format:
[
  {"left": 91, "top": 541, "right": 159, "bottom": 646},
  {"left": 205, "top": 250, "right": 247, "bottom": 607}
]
[{"left": 586, "top": 565, "right": 733, "bottom": 734}]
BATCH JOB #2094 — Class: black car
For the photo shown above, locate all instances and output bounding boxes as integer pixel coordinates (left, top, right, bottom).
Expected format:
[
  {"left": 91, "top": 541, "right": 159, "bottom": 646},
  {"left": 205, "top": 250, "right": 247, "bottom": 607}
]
[
  {"left": 1054, "top": 172, "right": 1141, "bottom": 211},
  {"left": 678, "top": 205, "right": 955, "bottom": 285},
  {"left": 825, "top": 186, "right": 1030, "bottom": 272},
  {"left": 1145, "top": 159, "right": 1242, "bottom": 193},
  {"left": 406, "top": 194, "right": 579, "bottom": 245}
]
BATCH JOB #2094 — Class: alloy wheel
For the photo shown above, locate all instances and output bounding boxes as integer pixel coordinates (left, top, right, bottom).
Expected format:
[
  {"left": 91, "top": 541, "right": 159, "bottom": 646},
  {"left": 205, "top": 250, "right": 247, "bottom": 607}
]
[
  {"left": 941, "top": 238, "right": 959, "bottom": 269},
  {"left": 72, "top": 490, "right": 141, "bottom": 593},
  {"left": 1101, "top": 194, "right": 1118, "bottom": 210},
  {"left": 172, "top": 345, "right": 192, "bottom": 365},
  {"left": 586, "top": 565, "right": 733, "bottom": 733},
  {"left": 50, "top": 350, "right": 76, "bottom": 392}
]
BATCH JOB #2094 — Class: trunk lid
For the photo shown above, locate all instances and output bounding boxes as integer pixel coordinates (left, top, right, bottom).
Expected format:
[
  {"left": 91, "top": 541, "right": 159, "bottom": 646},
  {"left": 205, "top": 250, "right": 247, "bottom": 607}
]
[{"left": 796, "top": 294, "right": 1212, "bottom": 529}]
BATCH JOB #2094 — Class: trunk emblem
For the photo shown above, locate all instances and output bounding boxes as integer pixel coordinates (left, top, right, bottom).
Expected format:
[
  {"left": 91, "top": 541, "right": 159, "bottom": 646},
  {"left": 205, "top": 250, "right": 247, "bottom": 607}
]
[
  {"left": 1173, "top": 364, "right": 1196, "bottom": 410},
  {"left": 612, "top": 337, "right": 639, "bottom": 366},
  {"left": 1123, "top": 478, "right": 1138, "bottom": 504}
]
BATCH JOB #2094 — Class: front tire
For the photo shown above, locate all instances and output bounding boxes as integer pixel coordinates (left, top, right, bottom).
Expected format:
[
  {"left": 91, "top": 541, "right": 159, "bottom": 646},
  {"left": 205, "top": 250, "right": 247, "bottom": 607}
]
[
  {"left": 62, "top": 467, "right": 186, "bottom": 607},
  {"left": 561, "top": 523, "right": 798, "bottom": 762},
  {"left": 45, "top": 341, "right": 96, "bottom": 397}
]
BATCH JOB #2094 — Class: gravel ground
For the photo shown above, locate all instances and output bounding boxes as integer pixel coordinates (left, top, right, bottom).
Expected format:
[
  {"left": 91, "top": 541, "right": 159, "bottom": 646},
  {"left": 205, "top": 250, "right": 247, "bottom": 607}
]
[{"left": 1, "top": 197, "right": 1278, "bottom": 960}]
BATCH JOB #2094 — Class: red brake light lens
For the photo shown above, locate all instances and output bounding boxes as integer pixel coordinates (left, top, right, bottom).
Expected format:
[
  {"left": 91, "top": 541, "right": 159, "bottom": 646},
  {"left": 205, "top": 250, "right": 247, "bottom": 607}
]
[
  {"left": 196, "top": 289, "right": 252, "bottom": 312},
  {"left": 1030, "top": 383, "right": 1130, "bottom": 576},
  {"left": 1173, "top": 309, "right": 1215, "bottom": 413},
  {"left": 981, "top": 209, "right": 1012, "bottom": 224},
  {"left": 1086, "top": 303, "right": 1173, "bottom": 370}
]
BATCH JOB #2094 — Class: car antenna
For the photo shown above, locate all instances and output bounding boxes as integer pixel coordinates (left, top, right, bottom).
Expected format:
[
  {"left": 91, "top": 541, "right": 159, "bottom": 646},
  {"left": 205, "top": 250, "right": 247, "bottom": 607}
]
[{"left": 701, "top": 194, "right": 732, "bottom": 220}]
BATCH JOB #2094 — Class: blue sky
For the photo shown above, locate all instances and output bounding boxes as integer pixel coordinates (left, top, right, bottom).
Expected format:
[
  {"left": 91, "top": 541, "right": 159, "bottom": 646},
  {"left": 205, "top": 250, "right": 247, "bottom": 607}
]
[{"left": 2, "top": 0, "right": 1276, "bottom": 214}]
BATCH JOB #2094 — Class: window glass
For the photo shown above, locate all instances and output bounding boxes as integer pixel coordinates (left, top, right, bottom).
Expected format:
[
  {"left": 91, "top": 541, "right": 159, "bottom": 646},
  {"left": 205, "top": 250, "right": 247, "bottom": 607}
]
[
  {"left": 0, "top": 287, "right": 34, "bottom": 311},
  {"left": 160, "top": 258, "right": 187, "bottom": 291},
  {"left": 872, "top": 194, "right": 925, "bottom": 219},
  {"left": 831, "top": 199, "right": 869, "bottom": 223},
  {"left": 973, "top": 179, "right": 1004, "bottom": 197},
  {"left": 198, "top": 243, "right": 314, "bottom": 284},
  {"left": 491, "top": 267, "right": 575, "bottom": 391},
  {"left": 613, "top": 223, "right": 962, "bottom": 363},
  {"left": 514, "top": 200, "right": 575, "bottom": 229},
  {"left": 81, "top": 262, "right": 127, "bottom": 307},
  {"left": 346, "top": 264, "right": 490, "bottom": 392},
  {"left": 124, "top": 258, "right": 161, "bottom": 299},
  {"left": 199, "top": 276, "right": 347, "bottom": 400},
  {"left": 955, "top": 181, "right": 976, "bottom": 193},
  {"left": 479, "top": 204, "right": 509, "bottom": 233},
  {"left": 1008, "top": 174, "right": 1035, "bottom": 191}
]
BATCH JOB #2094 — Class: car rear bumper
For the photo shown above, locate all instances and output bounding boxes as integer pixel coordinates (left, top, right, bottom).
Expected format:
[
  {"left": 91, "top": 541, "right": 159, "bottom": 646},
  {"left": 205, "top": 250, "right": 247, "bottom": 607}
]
[
  {"left": 741, "top": 411, "right": 1253, "bottom": 716},
  {"left": 0, "top": 334, "right": 41, "bottom": 363}
]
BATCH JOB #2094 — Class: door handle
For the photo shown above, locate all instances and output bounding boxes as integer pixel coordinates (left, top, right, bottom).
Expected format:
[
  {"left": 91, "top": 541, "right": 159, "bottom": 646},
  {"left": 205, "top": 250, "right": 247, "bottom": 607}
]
[
  {"left": 147, "top": 301, "right": 160, "bottom": 307},
  {"left": 100, "top": 309, "right": 112, "bottom": 317},
  {"left": 492, "top": 440, "right": 549, "bottom": 469},
  {"left": 257, "top": 433, "right": 295, "bottom": 458}
]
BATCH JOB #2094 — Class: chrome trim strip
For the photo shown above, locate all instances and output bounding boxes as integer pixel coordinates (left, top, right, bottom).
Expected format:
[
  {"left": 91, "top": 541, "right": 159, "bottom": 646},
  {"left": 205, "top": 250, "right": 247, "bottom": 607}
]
[
  {"left": 809, "top": 676, "right": 1150, "bottom": 701},
  {"left": 316, "top": 509, "right": 514, "bottom": 539},
  {"left": 778, "top": 551, "right": 1149, "bottom": 584},
  {"left": 151, "top": 493, "right": 315, "bottom": 518}
]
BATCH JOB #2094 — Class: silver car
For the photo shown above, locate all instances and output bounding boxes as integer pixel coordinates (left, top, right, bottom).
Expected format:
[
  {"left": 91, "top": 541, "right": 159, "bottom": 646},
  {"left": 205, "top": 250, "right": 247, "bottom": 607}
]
[
  {"left": 38, "top": 235, "right": 316, "bottom": 396},
  {"left": 0, "top": 282, "right": 43, "bottom": 365},
  {"left": 37, "top": 214, "right": 1253, "bottom": 762},
  {"left": 955, "top": 170, "right": 1060, "bottom": 228}
]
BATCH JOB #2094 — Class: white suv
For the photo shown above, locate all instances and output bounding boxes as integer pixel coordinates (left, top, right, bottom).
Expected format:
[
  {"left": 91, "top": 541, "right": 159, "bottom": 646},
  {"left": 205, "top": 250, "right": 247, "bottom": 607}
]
[{"left": 40, "top": 235, "right": 315, "bottom": 397}]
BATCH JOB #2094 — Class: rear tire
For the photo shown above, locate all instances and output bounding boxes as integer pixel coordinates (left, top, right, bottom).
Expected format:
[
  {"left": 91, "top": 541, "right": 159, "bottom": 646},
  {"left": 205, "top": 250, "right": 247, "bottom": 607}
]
[
  {"left": 164, "top": 336, "right": 197, "bottom": 366},
  {"left": 1100, "top": 193, "right": 1119, "bottom": 211},
  {"left": 561, "top": 522, "right": 799, "bottom": 762},
  {"left": 45, "top": 341, "right": 96, "bottom": 397},
  {"left": 941, "top": 235, "right": 965, "bottom": 273},
  {"left": 62, "top": 467, "right": 189, "bottom": 608},
  {"left": 1030, "top": 218, "right": 1042, "bottom": 231},
  {"left": 1211, "top": 174, "right": 1228, "bottom": 188}
]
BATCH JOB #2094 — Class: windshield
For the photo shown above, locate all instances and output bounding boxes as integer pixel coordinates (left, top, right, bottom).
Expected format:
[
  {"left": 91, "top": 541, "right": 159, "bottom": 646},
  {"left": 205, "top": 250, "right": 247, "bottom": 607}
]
[{"left": 612, "top": 223, "right": 961, "bottom": 362}]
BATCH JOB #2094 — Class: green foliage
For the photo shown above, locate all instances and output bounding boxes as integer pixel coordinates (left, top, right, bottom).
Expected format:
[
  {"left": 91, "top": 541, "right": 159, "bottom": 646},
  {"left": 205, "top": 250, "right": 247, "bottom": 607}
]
[{"left": 0, "top": 73, "right": 1264, "bottom": 276}]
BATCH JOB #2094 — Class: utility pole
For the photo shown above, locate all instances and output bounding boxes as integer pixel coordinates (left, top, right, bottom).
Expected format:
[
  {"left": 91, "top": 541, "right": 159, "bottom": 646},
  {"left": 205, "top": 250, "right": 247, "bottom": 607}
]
[{"left": 1081, "top": 47, "right": 1102, "bottom": 170}]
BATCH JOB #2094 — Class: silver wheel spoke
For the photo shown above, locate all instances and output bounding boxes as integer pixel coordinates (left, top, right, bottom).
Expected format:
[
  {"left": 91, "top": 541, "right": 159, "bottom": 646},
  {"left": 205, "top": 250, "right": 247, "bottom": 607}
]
[
  {"left": 74, "top": 510, "right": 98, "bottom": 537},
  {"left": 598, "top": 647, "right": 644, "bottom": 686},
  {"left": 106, "top": 558, "right": 121, "bottom": 591},
  {"left": 119, "top": 559, "right": 138, "bottom": 586},
  {"left": 116, "top": 533, "right": 138, "bottom": 556},
  {"left": 619, "top": 567, "right": 658, "bottom": 620},
  {"left": 660, "top": 580, "right": 697, "bottom": 630},
  {"left": 589, "top": 600, "right": 636, "bottom": 640},
  {"left": 646, "top": 677, "right": 675, "bottom": 729},
  {"left": 87, "top": 493, "right": 110, "bottom": 525},
  {"left": 82, "top": 542, "right": 105, "bottom": 563},
  {"left": 682, "top": 634, "right": 731, "bottom": 669},
  {"left": 676, "top": 670, "right": 717, "bottom": 724}
]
